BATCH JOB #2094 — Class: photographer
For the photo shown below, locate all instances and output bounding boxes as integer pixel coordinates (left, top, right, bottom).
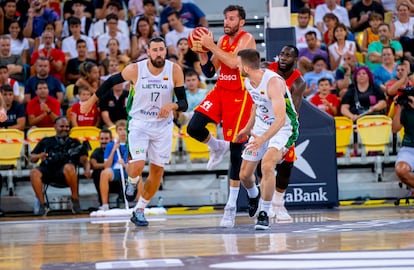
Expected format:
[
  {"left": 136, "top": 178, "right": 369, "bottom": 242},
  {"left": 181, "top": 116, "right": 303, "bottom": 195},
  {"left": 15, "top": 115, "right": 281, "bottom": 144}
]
[
  {"left": 29, "top": 116, "right": 91, "bottom": 216},
  {"left": 393, "top": 91, "right": 414, "bottom": 188}
]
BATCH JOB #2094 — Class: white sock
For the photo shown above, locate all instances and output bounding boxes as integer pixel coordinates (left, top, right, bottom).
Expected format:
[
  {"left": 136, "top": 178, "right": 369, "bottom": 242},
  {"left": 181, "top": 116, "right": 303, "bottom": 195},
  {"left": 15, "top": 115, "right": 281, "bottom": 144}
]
[
  {"left": 101, "top": 204, "right": 109, "bottom": 210},
  {"left": 246, "top": 185, "right": 259, "bottom": 199},
  {"left": 273, "top": 190, "right": 285, "bottom": 206},
  {"left": 134, "top": 197, "right": 149, "bottom": 211},
  {"left": 207, "top": 136, "right": 220, "bottom": 150},
  {"left": 226, "top": 186, "right": 240, "bottom": 208},
  {"left": 260, "top": 199, "right": 272, "bottom": 214},
  {"left": 128, "top": 175, "right": 140, "bottom": 184}
]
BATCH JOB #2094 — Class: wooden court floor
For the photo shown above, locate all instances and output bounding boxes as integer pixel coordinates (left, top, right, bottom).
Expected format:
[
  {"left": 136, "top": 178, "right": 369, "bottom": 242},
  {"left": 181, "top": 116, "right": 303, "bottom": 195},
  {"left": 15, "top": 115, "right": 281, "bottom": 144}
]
[{"left": 1, "top": 206, "right": 414, "bottom": 270}]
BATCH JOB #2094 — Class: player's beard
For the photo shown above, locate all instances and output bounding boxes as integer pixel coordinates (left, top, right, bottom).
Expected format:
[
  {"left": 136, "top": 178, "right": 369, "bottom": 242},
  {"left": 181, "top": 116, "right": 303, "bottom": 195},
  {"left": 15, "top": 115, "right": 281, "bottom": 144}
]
[
  {"left": 151, "top": 56, "right": 165, "bottom": 68},
  {"left": 278, "top": 62, "right": 294, "bottom": 72},
  {"left": 224, "top": 24, "right": 239, "bottom": 36}
]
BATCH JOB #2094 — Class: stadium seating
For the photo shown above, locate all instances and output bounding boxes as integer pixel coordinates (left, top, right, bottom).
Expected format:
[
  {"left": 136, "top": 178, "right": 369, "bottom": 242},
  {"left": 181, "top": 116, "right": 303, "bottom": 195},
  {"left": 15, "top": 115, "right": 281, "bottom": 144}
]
[
  {"left": 334, "top": 116, "right": 354, "bottom": 165},
  {"left": 69, "top": 126, "right": 101, "bottom": 157}
]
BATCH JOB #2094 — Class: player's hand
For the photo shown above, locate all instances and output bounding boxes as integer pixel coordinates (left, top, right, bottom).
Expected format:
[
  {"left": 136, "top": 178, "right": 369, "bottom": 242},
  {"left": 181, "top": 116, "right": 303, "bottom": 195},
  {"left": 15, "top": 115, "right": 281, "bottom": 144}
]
[
  {"left": 0, "top": 108, "right": 7, "bottom": 123},
  {"left": 245, "top": 133, "right": 264, "bottom": 152},
  {"left": 235, "top": 127, "right": 250, "bottom": 143},
  {"left": 158, "top": 103, "right": 175, "bottom": 119},
  {"left": 198, "top": 29, "right": 215, "bottom": 50}
]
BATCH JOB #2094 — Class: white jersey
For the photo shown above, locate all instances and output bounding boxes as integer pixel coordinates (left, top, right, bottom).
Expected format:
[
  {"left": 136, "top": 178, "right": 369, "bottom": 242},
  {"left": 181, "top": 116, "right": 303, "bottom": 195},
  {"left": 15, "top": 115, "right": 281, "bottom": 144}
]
[
  {"left": 244, "top": 69, "right": 297, "bottom": 131},
  {"left": 128, "top": 59, "right": 175, "bottom": 123}
]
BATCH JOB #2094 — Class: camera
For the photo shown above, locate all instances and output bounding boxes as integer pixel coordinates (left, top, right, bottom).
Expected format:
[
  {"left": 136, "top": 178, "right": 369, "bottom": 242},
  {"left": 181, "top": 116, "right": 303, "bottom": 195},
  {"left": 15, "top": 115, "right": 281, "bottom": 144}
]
[{"left": 395, "top": 86, "right": 414, "bottom": 108}]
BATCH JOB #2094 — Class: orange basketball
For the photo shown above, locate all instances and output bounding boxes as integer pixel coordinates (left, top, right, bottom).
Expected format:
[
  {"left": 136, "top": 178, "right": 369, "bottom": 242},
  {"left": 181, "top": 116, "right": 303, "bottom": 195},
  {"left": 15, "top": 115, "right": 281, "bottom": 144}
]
[{"left": 188, "top": 27, "right": 213, "bottom": 53}]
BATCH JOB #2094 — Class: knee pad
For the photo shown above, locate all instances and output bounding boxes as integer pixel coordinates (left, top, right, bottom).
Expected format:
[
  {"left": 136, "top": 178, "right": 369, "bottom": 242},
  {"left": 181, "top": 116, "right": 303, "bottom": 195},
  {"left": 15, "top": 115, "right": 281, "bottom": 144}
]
[
  {"left": 186, "top": 112, "right": 211, "bottom": 142},
  {"left": 229, "top": 142, "right": 244, "bottom": 180},
  {"left": 276, "top": 161, "right": 294, "bottom": 190}
]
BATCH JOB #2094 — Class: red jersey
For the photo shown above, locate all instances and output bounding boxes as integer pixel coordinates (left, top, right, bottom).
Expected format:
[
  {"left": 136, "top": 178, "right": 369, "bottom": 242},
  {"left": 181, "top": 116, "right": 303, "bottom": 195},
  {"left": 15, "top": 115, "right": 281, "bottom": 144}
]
[
  {"left": 26, "top": 96, "right": 61, "bottom": 127},
  {"left": 268, "top": 62, "right": 302, "bottom": 91},
  {"left": 70, "top": 102, "right": 99, "bottom": 126},
  {"left": 216, "top": 31, "right": 247, "bottom": 91},
  {"left": 310, "top": 93, "right": 340, "bottom": 116}
]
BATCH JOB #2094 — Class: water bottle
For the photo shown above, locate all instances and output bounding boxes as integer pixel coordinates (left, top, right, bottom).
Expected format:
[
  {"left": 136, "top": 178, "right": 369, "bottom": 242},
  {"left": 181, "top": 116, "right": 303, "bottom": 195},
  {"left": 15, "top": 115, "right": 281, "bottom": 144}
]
[{"left": 33, "top": 197, "right": 40, "bottom": 215}]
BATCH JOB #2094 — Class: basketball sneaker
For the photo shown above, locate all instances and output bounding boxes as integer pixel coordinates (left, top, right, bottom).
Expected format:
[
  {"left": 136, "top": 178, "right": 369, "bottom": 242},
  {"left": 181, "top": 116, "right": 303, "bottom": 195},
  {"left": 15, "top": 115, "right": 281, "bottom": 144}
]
[
  {"left": 274, "top": 204, "right": 293, "bottom": 223},
  {"left": 37, "top": 204, "right": 50, "bottom": 216},
  {"left": 206, "top": 140, "right": 230, "bottom": 170},
  {"left": 247, "top": 188, "right": 260, "bottom": 217},
  {"left": 220, "top": 206, "right": 236, "bottom": 228},
  {"left": 255, "top": 211, "right": 270, "bottom": 230},
  {"left": 71, "top": 198, "right": 81, "bottom": 214},
  {"left": 131, "top": 210, "right": 149, "bottom": 226}
]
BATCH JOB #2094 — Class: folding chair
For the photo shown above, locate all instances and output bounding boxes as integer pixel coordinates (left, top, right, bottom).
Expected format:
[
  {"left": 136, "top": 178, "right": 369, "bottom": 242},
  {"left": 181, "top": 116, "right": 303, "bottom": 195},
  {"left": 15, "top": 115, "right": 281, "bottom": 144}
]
[
  {"left": 70, "top": 126, "right": 101, "bottom": 157},
  {"left": 334, "top": 116, "right": 354, "bottom": 165},
  {"left": 0, "top": 129, "right": 25, "bottom": 196},
  {"left": 356, "top": 115, "right": 392, "bottom": 181},
  {"left": 181, "top": 123, "right": 217, "bottom": 162}
]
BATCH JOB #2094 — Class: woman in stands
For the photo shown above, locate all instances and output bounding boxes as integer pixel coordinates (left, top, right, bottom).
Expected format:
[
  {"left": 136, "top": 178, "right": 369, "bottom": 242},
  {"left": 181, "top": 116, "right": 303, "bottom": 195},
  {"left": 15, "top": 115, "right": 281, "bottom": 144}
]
[
  {"left": 130, "top": 16, "right": 158, "bottom": 61},
  {"left": 74, "top": 62, "right": 100, "bottom": 100},
  {"left": 391, "top": 2, "right": 414, "bottom": 58},
  {"left": 7, "top": 19, "right": 30, "bottom": 64},
  {"left": 176, "top": 37, "right": 202, "bottom": 75},
  {"left": 328, "top": 23, "right": 357, "bottom": 71},
  {"left": 99, "top": 38, "right": 130, "bottom": 76},
  {"left": 340, "top": 66, "right": 387, "bottom": 121}
]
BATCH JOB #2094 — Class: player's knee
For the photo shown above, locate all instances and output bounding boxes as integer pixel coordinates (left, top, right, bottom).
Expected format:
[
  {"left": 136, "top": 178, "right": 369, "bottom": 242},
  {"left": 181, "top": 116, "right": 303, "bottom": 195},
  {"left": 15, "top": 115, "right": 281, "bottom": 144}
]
[{"left": 276, "top": 161, "right": 293, "bottom": 190}]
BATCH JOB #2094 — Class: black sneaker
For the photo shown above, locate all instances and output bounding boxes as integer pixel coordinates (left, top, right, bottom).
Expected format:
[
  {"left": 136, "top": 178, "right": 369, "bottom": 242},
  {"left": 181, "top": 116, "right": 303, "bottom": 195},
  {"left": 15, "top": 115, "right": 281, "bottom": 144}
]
[
  {"left": 247, "top": 188, "right": 260, "bottom": 217},
  {"left": 255, "top": 211, "right": 270, "bottom": 230},
  {"left": 71, "top": 198, "right": 81, "bottom": 214},
  {"left": 37, "top": 204, "right": 50, "bottom": 216},
  {"left": 125, "top": 182, "right": 138, "bottom": 202},
  {"left": 130, "top": 210, "right": 149, "bottom": 226}
]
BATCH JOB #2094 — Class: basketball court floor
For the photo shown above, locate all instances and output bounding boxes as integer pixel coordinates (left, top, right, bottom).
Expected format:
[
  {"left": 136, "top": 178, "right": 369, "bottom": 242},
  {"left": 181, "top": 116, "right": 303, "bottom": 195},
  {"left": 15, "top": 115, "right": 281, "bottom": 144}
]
[{"left": 1, "top": 205, "right": 414, "bottom": 270}]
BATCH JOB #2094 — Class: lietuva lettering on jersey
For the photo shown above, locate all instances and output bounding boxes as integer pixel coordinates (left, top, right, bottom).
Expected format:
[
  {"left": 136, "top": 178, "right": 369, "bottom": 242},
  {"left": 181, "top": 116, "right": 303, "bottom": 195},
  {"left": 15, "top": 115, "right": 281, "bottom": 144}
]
[
  {"left": 218, "top": 74, "right": 238, "bottom": 81},
  {"left": 285, "top": 187, "right": 328, "bottom": 202},
  {"left": 142, "top": 83, "right": 168, "bottom": 89}
]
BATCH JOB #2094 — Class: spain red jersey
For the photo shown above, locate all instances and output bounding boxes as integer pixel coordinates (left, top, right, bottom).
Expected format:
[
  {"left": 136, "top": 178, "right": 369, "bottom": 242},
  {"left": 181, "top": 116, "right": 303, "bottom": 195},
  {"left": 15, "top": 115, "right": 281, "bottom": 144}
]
[{"left": 268, "top": 62, "right": 302, "bottom": 91}]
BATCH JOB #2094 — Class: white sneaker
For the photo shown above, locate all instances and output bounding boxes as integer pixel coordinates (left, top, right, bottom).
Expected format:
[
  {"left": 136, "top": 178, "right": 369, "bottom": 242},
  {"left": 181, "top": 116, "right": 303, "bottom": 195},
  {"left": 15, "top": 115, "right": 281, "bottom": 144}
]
[
  {"left": 275, "top": 205, "right": 293, "bottom": 223},
  {"left": 220, "top": 206, "right": 236, "bottom": 228},
  {"left": 99, "top": 204, "right": 109, "bottom": 211},
  {"left": 268, "top": 206, "right": 276, "bottom": 218},
  {"left": 207, "top": 141, "right": 230, "bottom": 170}
]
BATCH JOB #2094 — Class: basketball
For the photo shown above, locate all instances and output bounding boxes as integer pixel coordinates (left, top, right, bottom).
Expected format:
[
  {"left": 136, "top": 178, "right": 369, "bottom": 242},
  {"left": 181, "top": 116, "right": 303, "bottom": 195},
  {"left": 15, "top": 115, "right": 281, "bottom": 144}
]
[{"left": 188, "top": 27, "right": 213, "bottom": 53}]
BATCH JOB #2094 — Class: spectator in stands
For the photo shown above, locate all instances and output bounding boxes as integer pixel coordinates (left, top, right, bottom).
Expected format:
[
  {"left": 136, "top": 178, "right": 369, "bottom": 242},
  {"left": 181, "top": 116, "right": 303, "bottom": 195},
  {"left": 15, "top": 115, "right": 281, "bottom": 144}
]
[
  {"left": 7, "top": 19, "right": 30, "bottom": 65},
  {"left": 391, "top": 2, "right": 414, "bottom": 58},
  {"left": 386, "top": 62, "right": 414, "bottom": 99},
  {"left": 314, "top": 0, "right": 350, "bottom": 36},
  {"left": 322, "top": 12, "right": 339, "bottom": 47},
  {"left": 176, "top": 69, "right": 207, "bottom": 125},
  {"left": 26, "top": 80, "right": 61, "bottom": 128},
  {"left": 392, "top": 88, "right": 414, "bottom": 189},
  {"left": 128, "top": 0, "right": 144, "bottom": 18},
  {"left": 361, "top": 12, "right": 383, "bottom": 54},
  {"left": 90, "top": 128, "right": 113, "bottom": 206},
  {"left": 22, "top": 0, "right": 61, "bottom": 39},
  {"left": 131, "top": 0, "right": 160, "bottom": 36},
  {"left": 0, "top": 65, "right": 22, "bottom": 102},
  {"left": 130, "top": 16, "right": 154, "bottom": 61},
  {"left": 166, "top": 11, "right": 193, "bottom": 57},
  {"left": 328, "top": 23, "right": 357, "bottom": 71},
  {"left": 0, "top": 85, "right": 25, "bottom": 130},
  {"left": 294, "top": 7, "right": 321, "bottom": 50},
  {"left": 65, "top": 39, "right": 97, "bottom": 85},
  {"left": 33, "top": 22, "right": 60, "bottom": 52},
  {"left": 99, "top": 120, "right": 129, "bottom": 211},
  {"left": 63, "top": 0, "right": 95, "bottom": 20},
  {"left": 340, "top": 66, "right": 387, "bottom": 121},
  {"left": 349, "top": 0, "right": 385, "bottom": 33},
  {"left": 74, "top": 62, "right": 100, "bottom": 99},
  {"left": 0, "top": 0, "right": 19, "bottom": 35},
  {"left": 97, "top": 14, "right": 130, "bottom": 62},
  {"left": 176, "top": 37, "right": 202, "bottom": 75},
  {"left": 31, "top": 30, "right": 66, "bottom": 82},
  {"left": 303, "top": 55, "right": 335, "bottom": 99},
  {"left": 70, "top": 86, "right": 100, "bottom": 127},
  {"left": 29, "top": 116, "right": 90, "bottom": 216},
  {"left": 160, "top": 0, "right": 208, "bottom": 35},
  {"left": 336, "top": 51, "right": 364, "bottom": 97},
  {"left": 366, "top": 23, "right": 403, "bottom": 73},
  {"left": 24, "top": 57, "right": 64, "bottom": 104},
  {"left": 62, "top": 17, "right": 96, "bottom": 62},
  {"left": 100, "top": 38, "right": 130, "bottom": 76},
  {"left": 99, "top": 81, "right": 128, "bottom": 128},
  {"left": 0, "top": 35, "right": 24, "bottom": 83},
  {"left": 93, "top": 1, "right": 129, "bottom": 39},
  {"left": 373, "top": 46, "right": 397, "bottom": 92},
  {"left": 310, "top": 77, "right": 339, "bottom": 116},
  {"left": 62, "top": 0, "right": 94, "bottom": 39},
  {"left": 298, "top": 31, "right": 328, "bottom": 74}
]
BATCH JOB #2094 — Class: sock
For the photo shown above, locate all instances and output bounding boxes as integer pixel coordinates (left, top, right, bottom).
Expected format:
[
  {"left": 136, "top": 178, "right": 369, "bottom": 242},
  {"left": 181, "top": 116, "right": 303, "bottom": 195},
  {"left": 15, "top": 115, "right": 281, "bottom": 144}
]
[
  {"left": 134, "top": 197, "right": 149, "bottom": 211},
  {"left": 226, "top": 186, "right": 240, "bottom": 208},
  {"left": 260, "top": 199, "right": 272, "bottom": 214},
  {"left": 128, "top": 175, "right": 140, "bottom": 184},
  {"left": 101, "top": 204, "right": 109, "bottom": 210},
  {"left": 246, "top": 185, "right": 259, "bottom": 199},
  {"left": 207, "top": 136, "right": 220, "bottom": 150},
  {"left": 273, "top": 190, "right": 285, "bottom": 206}
]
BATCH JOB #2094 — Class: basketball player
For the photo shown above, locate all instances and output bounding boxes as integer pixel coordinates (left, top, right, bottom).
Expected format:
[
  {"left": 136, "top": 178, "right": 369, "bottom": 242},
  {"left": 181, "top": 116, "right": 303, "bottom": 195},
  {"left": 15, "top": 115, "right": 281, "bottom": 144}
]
[
  {"left": 236, "top": 48, "right": 298, "bottom": 230},
  {"left": 81, "top": 37, "right": 188, "bottom": 226},
  {"left": 186, "top": 5, "right": 256, "bottom": 228},
  {"left": 264, "top": 45, "right": 306, "bottom": 222}
]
